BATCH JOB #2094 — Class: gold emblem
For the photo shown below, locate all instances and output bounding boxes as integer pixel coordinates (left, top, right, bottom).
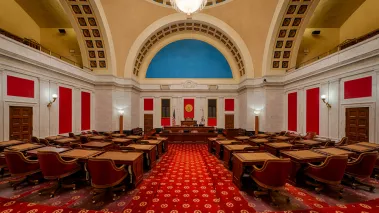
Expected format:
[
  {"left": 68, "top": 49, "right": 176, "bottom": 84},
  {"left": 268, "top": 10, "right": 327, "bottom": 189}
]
[{"left": 185, "top": 104, "right": 193, "bottom": 112}]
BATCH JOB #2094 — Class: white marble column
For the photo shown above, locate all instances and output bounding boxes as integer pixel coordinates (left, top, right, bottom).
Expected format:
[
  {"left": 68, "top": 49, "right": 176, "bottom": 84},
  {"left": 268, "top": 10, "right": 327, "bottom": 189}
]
[
  {"left": 319, "top": 82, "right": 329, "bottom": 137},
  {"left": 218, "top": 97, "right": 225, "bottom": 128},
  {"left": 328, "top": 79, "right": 340, "bottom": 140},
  {"left": 0, "top": 70, "right": 4, "bottom": 140},
  {"left": 73, "top": 87, "right": 81, "bottom": 133},
  {"left": 297, "top": 88, "right": 305, "bottom": 134},
  {"left": 154, "top": 97, "right": 161, "bottom": 128},
  {"left": 49, "top": 81, "right": 59, "bottom": 136},
  {"left": 39, "top": 78, "right": 50, "bottom": 137}
]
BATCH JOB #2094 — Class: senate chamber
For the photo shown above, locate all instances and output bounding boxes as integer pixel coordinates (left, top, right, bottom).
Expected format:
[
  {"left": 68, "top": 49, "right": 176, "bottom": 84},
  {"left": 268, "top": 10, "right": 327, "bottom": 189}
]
[{"left": 1, "top": 0, "right": 379, "bottom": 212}]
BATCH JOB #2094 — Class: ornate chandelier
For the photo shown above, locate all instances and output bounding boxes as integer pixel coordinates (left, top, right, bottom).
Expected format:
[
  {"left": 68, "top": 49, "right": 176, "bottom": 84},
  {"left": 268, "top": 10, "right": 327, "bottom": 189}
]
[{"left": 170, "top": 0, "right": 207, "bottom": 16}]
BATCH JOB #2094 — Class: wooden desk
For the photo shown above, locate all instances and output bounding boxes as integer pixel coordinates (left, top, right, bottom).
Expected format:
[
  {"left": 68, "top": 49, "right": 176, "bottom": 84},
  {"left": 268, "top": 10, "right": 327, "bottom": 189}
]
[
  {"left": 249, "top": 138, "right": 269, "bottom": 146},
  {"left": 112, "top": 138, "right": 133, "bottom": 146},
  {"left": 26, "top": 147, "right": 71, "bottom": 156},
  {"left": 313, "top": 148, "right": 354, "bottom": 157},
  {"left": 0, "top": 140, "right": 24, "bottom": 149},
  {"left": 127, "top": 144, "right": 156, "bottom": 168},
  {"left": 280, "top": 150, "right": 327, "bottom": 185},
  {"left": 45, "top": 135, "right": 66, "bottom": 141},
  {"left": 356, "top": 142, "right": 379, "bottom": 149},
  {"left": 215, "top": 140, "right": 238, "bottom": 159},
  {"left": 61, "top": 149, "right": 102, "bottom": 160},
  {"left": 181, "top": 120, "right": 196, "bottom": 126},
  {"left": 163, "top": 126, "right": 214, "bottom": 133},
  {"left": 112, "top": 134, "right": 126, "bottom": 138},
  {"left": 141, "top": 140, "right": 164, "bottom": 156},
  {"left": 90, "top": 136, "right": 106, "bottom": 141},
  {"left": 81, "top": 142, "right": 113, "bottom": 150},
  {"left": 6, "top": 143, "right": 44, "bottom": 152},
  {"left": 223, "top": 144, "right": 254, "bottom": 169},
  {"left": 54, "top": 138, "right": 77, "bottom": 146},
  {"left": 255, "top": 134, "right": 270, "bottom": 138},
  {"left": 160, "top": 132, "right": 217, "bottom": 143},
  {"left": 127, "top": 135, "right": 143, "bottom": 140},
  {"left": 274, "top": 136, "right": 291, "bottom": 141},
  {"left": 94, "top": 151, "right": 144, "bottom": 187},
  {"left": 264, "top": 142, "right": 293, "bottom": 156},
  {"left": 232, "top": 152, "right": 278, "bottom": 189},
  {"left": 295, "top": 140, "right": 322, "bottom": 147},
  {"left": 234, "top": 136, "right": 250, "bottom": 141},
  {"left": 339, "top": 144, "right": 376, "bottom": 153}
]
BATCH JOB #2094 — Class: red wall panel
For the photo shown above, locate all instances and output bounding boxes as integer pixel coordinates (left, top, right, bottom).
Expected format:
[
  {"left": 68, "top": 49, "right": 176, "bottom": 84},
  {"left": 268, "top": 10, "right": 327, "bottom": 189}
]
[
  {"left": 144, "top": 98, "right": 154, "bottom": 111},
  {"left": 288, "top": 92, "right": 297, "bottom": 131},
  {"left": 344, "top": 76, "right": 372, "bottom": 99},
  {"left": 161, "top": 118, "right": 170, "bottom": 126},
  {"left": 7, "top": 75, "right": 34, "bottom": 98},
  {"left": 225, "top": 99, "right": 234, "bottom": 111},
  {"left": 59, "top": 87, "right": 72, "bottom": 134},
  {"left": 208, "top": 118, "right": 217, "bottom": 127},
  {"left": 184, "top": 99, "right": 195, "bottom": 118},
  {"left": 306, "top": 87, "right": 319, "bottom": 135},
  {"left": 81, "top": 92, "right": 91, "bottom": 130}
]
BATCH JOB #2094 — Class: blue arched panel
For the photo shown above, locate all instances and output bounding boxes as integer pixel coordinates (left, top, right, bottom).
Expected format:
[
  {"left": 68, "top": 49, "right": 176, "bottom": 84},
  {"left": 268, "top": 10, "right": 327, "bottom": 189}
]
[{"left": 146, "top": 39, "right": 232, "bottom": 78}]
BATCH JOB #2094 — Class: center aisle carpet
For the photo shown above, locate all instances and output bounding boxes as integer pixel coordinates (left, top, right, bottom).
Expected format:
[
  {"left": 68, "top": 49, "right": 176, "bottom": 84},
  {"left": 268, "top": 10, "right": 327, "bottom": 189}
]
[{"left": 123, "top": 144, "right": 255, "bottom": 213}]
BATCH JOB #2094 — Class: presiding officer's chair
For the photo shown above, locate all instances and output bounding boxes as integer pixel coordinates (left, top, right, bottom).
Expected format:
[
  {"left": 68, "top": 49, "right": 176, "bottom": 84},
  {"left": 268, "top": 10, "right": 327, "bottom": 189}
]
[
  {"left": 250, "top": 159, "right": 291, "bottom": 205},
  {"left": 37, "top": 151, "right": 81, "bottom": 197},
  {"left": 4, "top": 150, "right": 40, "bottom": 189},
  {"left": 343, "top": 152, "right": 378, "bottom": 192},
  {"left": 305, "top": 155, "right": 348, "bottom": 198},
  {"left": 87, "top": 158, "right": 128, "bottom": 203}
]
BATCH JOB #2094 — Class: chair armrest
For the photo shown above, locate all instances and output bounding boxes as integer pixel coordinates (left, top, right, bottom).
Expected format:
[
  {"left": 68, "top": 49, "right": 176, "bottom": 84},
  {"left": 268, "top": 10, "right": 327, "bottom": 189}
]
[{"left": 62, "top": 158, "right": 79, "bottom": 164}]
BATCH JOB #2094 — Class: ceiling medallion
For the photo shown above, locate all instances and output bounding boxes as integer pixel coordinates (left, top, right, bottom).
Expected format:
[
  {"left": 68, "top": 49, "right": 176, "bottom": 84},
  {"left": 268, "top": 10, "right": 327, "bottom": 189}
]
[{"left": 170, "top": 0, "right": 207, "bottom": 16}]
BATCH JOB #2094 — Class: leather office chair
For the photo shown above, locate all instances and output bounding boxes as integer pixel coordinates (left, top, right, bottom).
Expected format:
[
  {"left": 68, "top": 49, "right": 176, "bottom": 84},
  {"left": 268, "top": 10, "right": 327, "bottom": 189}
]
[
  {"left": 39, "top": 138, "right": 51, "bottom": 146},
  {"left": 303, "top": 132, "right": 316, "bottom": 140},
  {"left": 4, "top": 150, "right": 40, "bottom": 189},
  {"left": 343, "top": 152, "right": 378, "bottom": 192},
  {"left": 87, "top": 158, "right": 128, "bottom": 203},
  {"left": 305, "top": 155, "right": 348, "bottom": 198},
  {"left": 92, "top": 130, "right": 99, "bottom": 135},
  {"left": 335, "top": 137, "right": 348, "bottom": 146},
  {"left": 37, "top": 151, "right": 81, "bottom": 197},
  {"left": 31, "top": 136, "right": 39, "bottom": 143},
  {"left": 80, "top": 135, "right": 90, "bottom": 143},
  {"left": 250, "top": 159, "right": 291, "bottom": 205}
]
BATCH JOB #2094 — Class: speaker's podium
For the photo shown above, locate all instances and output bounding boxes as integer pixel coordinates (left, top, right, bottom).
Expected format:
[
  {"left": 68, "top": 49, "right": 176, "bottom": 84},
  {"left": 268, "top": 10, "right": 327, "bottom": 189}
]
[{"left": 181, "top": 117, "right": 196, "bottom": 126}]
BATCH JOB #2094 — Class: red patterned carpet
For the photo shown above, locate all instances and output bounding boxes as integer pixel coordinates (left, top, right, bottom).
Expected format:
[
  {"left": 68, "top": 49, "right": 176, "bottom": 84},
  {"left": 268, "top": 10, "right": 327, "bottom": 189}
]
[{"left": 1, "top": 144, "right": 379, "bottom": 213}]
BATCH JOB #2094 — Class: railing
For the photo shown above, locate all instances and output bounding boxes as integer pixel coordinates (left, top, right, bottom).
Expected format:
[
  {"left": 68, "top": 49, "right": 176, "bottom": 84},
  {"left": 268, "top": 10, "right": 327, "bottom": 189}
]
[
  {"left": 0, "top": 28, "right": 92, "bottom": 71},
  {"left": 287, "top": 28, "right": 379, "bottom": 72}
]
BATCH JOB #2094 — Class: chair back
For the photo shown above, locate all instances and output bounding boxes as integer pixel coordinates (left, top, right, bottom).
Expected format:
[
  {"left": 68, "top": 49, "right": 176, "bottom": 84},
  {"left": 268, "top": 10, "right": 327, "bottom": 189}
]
[
  {"left": 251, "top": 159, "right": 291, "bottom": 189},
  {"left": 304, "top": 132, "right": 316, "bottom": 140},
  {"left": 39, "top": 138, "right": 50, "bottom": 146},
  {"left": 69, "top": 132, "right": 75, "bottom": 138},
  {"left": 87, "top": 158, "right": 127, "bottom": 188},
  {"left": 307, "top": 155, "right": 348, "bottom": 183},
  {"left": 92, "top": 130, "right": 99, "bottom": 135},
  {"left": 37, "top": 151, "right": 79, "bottom": 179},
  {"left": 31, "top": 136, "right": 39, "bottom": 143},
  {"left": 346, "top": 152, "right": 378, "bottom": 179},
  {"left": 336, "top": 137, "right": 348, "bottom": 146},
  {"left": 5, "top": 151, "right": 39, "bottom": 175},
  {"left": 80, "top": 135, "right": 89, "bottom": 143}
]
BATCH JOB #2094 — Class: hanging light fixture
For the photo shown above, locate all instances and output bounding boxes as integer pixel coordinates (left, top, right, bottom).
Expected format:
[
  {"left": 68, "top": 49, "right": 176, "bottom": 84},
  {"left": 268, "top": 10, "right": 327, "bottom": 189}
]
[{"left": 170, "top": 0, "right": 207, "bottom": 16}]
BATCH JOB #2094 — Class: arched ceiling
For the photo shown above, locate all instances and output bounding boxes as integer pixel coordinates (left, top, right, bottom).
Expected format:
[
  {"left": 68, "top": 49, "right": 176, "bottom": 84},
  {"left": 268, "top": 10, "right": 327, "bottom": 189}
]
[
  {"left": 132, "top": 20, "right": 246, "bottom": 78},
  {"left": 146, "top": 0, "right": 233, "bottom": 9}
]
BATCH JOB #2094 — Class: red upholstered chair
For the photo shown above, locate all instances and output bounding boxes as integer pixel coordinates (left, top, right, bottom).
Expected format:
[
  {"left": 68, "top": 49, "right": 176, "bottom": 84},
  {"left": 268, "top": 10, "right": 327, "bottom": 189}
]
[
  {"left": 4, "top": 150, "right": 40, "bottom": 189},
  {"left": 303, "top": 132, "right": 316, "bottom": 140},
  {"left": 343, "top": 152, "right": 378, "bottom": 192},
  {"left": 250, "top": 159, "right": 291, "bottom": 205},
  {"left": 80, "top": 135, "right": 90, "bottom": 143},
  {"left": 37, "top": 151, "right": 81, "bottom": 197},
  {"left": 0, "top": 155, "right": 7, "bottom": 177},
  {"left": 305, "top": 155, "right": 348, "bottom": 197},
  {"left": 87, "top": 158, "right": 128, "bottom": 203},
  {"left": 92, "top": 130, "right": 99, "bottom": 135}
]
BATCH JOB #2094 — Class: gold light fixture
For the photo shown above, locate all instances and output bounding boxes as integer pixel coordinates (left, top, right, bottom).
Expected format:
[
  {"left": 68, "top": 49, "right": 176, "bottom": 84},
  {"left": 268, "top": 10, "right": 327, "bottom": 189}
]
[
  {"left": 47, "top": 94, "right": 57, "bottom": 107},
  {"left": 170, "top": 0, "right": 207, "bottom": 16},
  {"left": 321, "top": 95, "right": 331, "bottom": 108}
]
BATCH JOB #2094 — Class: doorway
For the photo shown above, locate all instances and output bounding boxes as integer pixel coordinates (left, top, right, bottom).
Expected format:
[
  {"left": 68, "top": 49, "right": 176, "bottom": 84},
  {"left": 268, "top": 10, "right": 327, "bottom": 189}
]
[
  {"left": 144, "top": 114, "right": 154, "bottom": 133},
  {"left": 9, "top": 106, "right": 33, "bottom": 140},
  {"left": 225, "top": 114, "right": 234, "bottom": 129},
  {"left": 345, "top": 107, "right": 369, "bottom": 143}
]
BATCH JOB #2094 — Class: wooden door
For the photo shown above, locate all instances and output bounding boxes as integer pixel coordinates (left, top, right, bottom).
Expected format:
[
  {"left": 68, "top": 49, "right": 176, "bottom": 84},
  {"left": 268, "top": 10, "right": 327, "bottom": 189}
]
[
  {"left": 9, "top": 106, "right": 33, "bottom": 141},
  {"left": 225, "top": 114, "right": 234, "bottom": 129},
  {"left": 346, "top": 107, "right": 369, "bottom": 143},
  {"left": 144, "top": 114, "right": 154, "bottom": 133}
]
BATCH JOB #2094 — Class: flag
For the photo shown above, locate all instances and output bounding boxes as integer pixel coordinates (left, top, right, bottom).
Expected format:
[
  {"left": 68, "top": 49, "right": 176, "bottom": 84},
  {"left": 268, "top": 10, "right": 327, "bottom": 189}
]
[{"left": 172, "top": 109, "right": 176, "bottom": 126}]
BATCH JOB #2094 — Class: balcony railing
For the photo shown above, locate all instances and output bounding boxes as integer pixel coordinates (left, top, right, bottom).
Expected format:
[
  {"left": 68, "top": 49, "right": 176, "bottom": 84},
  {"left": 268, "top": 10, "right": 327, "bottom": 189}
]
[
  {"left": 287, "top": 28, "right": 379, "bottom": 72},
  {"left": 0, "top": 28, "right": 92, "bottom": 71}
]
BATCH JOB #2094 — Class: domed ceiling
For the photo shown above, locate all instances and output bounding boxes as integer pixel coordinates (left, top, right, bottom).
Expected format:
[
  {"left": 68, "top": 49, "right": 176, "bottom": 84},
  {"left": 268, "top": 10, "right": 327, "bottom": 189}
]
[{"left": 146, "top": 0, "right": 233, "bottom": 9}]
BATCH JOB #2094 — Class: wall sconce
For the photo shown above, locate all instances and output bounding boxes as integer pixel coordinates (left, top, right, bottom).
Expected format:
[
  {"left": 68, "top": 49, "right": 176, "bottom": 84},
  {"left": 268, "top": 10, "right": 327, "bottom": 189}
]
[
  {"left": 118, "top": 109, "right": 125, "bottom": 115},
  {"left": 321, "top": 95, "right": 331, "bottom": 108},
  {"left": 47, "top": 94, "right": 58, "bottom": 107},
  {"left": 253, "top": 110, "right": 261, "bottom": 115}
]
